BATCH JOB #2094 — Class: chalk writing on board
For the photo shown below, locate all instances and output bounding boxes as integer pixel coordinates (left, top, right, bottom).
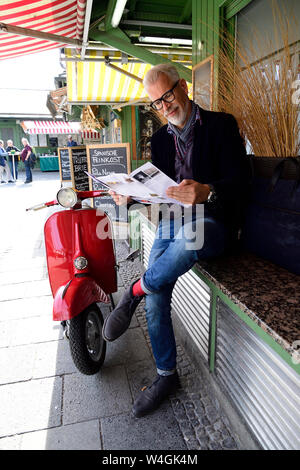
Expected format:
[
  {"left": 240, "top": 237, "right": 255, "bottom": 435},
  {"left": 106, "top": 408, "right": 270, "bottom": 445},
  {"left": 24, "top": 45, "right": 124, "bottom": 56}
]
[
  {"left": 58, "top": 148, "right": 71, "bottom": 181},
  {"left": 87, "top": 144, "right": 130, "bottom": 222},
  {"left": 70, "top": 147, "right": 89, "bottom": 191}
]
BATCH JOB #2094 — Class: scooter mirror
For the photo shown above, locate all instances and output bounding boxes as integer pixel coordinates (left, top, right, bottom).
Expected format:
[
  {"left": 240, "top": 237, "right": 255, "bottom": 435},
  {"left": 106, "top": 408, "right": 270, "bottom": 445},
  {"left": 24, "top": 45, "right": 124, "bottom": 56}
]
[{"left": 56, "top": 188, "right": 78, "bottom": 208}]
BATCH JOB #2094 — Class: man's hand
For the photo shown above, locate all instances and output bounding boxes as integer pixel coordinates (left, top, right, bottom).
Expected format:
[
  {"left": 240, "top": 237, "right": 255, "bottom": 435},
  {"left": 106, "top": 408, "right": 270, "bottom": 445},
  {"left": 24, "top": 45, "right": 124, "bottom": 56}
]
[
  {"left": 166, "top": 179, "right": 210, "bottom": 205},
  {"left": 108, "top": 190, "right": 133, "bottom": 206}
]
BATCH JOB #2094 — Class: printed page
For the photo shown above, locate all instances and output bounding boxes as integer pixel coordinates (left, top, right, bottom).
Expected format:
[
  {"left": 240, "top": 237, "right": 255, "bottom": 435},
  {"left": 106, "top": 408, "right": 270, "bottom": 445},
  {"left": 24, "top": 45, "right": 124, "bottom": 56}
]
[
  {"left": 129, "top": 162, "right": 177, "bottom": 195},
  {"left": 85, "top": 171, "right": 155, "bottom": 199},
  {"left": 85, "top": 164, "right": 188, "bottom": 206},
  {"left": 129, "top": 162, "right": 189, "bottom": 206}
]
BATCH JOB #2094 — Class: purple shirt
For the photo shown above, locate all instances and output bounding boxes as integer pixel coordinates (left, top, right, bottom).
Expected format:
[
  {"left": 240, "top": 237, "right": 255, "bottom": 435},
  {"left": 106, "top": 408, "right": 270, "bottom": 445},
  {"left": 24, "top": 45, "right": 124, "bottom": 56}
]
[
  {"left": 21, "top": 145, "right": 32, "bottom": 162},
  {"left": 167, "top": 102, "right": 202, "bottom": 183}
]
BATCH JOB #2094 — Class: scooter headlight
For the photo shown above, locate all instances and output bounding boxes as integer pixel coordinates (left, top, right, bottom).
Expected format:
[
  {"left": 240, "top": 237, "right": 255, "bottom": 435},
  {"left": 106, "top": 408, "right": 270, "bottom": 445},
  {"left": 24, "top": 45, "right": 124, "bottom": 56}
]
[
  {"left": 74, "top": 256, "right": 88, "bottom": 270},
  {"left": 56, "top": 188, "right": 78, "bottom": 208}
]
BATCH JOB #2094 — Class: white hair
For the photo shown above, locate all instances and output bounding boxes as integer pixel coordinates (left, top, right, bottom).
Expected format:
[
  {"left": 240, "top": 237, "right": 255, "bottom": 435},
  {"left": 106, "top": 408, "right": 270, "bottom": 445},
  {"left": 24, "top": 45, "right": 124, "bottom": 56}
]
[
  {"left": 143, "top": 64, "right": 180, "bottom": 90},
  {"left": 22, "top": 137, "right": 29, "bottom": 145}
]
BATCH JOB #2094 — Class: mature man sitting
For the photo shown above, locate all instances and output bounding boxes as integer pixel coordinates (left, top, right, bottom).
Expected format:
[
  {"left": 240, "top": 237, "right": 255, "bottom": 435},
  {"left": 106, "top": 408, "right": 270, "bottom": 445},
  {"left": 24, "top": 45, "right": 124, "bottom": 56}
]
[{"left": 103, "top": 63, "right": 249, "bottom": 418}]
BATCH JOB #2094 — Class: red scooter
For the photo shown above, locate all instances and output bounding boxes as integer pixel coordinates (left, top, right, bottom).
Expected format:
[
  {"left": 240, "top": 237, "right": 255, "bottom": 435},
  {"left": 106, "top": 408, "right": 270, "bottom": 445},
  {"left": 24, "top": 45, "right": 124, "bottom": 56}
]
[{"left": 27, "top": 187, "right": 118, "bottom": 375}]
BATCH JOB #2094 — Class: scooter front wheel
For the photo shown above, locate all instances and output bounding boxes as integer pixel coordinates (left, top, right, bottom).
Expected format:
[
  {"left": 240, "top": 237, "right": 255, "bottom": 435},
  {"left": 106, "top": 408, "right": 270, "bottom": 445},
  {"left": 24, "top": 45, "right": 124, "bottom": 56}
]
[{"left": 68, "top": 303, "right": 106, "bottom": 375}]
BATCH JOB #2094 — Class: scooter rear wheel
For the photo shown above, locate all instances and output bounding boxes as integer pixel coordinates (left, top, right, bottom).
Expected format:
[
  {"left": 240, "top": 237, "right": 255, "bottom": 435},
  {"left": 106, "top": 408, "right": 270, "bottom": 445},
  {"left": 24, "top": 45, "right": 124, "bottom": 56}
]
[{"left": 68, "top": 303, "right": 106, "bottom": 375}]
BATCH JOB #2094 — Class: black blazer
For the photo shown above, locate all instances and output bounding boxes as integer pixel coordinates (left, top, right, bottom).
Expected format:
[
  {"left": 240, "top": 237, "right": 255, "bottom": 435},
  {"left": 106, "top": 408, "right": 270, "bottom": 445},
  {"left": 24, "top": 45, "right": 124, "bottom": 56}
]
[{"left": 150, "top": 107, "right": 250, "bottom": 230}]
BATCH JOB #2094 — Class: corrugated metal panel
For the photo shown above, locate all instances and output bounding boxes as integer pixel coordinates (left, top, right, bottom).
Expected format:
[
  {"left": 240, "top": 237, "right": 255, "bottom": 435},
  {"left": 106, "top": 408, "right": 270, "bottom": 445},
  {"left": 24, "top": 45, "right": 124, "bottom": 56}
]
[
  {"left": 216, "top": 299, "right": 300, "bottom": 450},
  {"left": 141, "top": 222, "right": 155, "bottom": 268},
  {"left": 171, "top": 270, "right": 211, "bottom": 361},
  {"left": 141, "top": 221, "right": 211, "bottom": 362}
]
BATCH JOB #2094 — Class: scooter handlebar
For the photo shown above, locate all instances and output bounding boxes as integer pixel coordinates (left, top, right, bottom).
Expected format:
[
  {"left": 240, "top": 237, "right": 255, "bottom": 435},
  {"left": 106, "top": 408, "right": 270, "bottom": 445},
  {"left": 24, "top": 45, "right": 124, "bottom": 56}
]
[
  {"left": 75, "top": 190, "right": 109, "bottom": 199},
  {"left": 26, "top": 190, "right": 108, "bottom": 212},
  {"left": 26, "top": 200, "right": 58, "bottom": 211}
]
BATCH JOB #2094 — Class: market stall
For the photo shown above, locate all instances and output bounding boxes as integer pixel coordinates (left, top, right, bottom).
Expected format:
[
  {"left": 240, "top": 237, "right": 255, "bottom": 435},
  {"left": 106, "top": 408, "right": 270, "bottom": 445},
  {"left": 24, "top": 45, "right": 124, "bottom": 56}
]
[
  {"left": 20, "top": 120, "right": 82, "bottom": 170},
  {"left": 39, "top": 154, "right": 59, "bottom": 171}
]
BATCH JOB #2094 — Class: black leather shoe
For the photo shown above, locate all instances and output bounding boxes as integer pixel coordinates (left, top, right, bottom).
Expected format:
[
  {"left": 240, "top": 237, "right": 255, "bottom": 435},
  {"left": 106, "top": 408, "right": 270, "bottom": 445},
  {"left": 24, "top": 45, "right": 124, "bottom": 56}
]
[
  {"left": 132, "top": 372, "right": 181, "bottom": 418},
  {"left": 102, "top": 281, "right": 144, "bottom": 342}
]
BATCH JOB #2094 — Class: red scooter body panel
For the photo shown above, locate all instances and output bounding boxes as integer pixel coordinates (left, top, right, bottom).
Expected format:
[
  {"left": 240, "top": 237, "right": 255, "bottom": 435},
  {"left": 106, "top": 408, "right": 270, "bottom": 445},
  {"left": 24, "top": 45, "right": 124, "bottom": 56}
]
[
  {"left": 44, "top": 207, "right": 117, "bottom": 300},
  {"left": 53, "top": 276, "right": 109, "bottom": 321}
]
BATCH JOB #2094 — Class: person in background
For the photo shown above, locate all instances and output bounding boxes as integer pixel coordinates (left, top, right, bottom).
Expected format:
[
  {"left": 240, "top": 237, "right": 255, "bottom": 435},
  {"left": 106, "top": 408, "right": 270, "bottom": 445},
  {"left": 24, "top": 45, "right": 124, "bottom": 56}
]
[
  {"left": 67, "top": 135, "right": 77, "bottom": 147},
  {"left": 6, "top": 139, "right": 20, "bottom": 181},
  {"left": 21, "top": 137, "right": 33, "bottom": 184},
  {"left": 0, "top": 140, "right": 14, "bottom": 183},
  {"left": 0, "top": 140, "right": 6, "bottom": 183}
]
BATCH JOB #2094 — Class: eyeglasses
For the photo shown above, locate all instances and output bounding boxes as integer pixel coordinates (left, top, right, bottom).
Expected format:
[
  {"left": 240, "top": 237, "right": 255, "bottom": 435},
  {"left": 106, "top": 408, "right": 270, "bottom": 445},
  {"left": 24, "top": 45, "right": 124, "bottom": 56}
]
[{"left": 150, "top": 80, "right": 179, "bottom": 110}]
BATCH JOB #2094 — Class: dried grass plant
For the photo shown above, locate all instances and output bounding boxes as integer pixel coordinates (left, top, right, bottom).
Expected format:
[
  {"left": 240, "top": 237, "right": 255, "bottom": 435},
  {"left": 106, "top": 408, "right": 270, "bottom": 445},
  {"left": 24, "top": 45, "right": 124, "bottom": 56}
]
[{"left": 217, "top": 1, "right": 300, "bottom": 157}]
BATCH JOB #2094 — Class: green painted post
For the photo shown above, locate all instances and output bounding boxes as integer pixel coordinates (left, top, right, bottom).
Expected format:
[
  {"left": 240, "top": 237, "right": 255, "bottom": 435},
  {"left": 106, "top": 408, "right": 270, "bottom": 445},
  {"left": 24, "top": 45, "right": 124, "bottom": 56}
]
[{"left": 104, "top": 0, "right": 118, "bottom": 31}]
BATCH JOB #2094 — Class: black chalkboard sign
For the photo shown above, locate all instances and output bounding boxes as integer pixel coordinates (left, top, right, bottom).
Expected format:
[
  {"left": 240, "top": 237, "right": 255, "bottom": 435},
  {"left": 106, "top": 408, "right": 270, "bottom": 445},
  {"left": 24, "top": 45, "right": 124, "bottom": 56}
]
[
  {"left": 49, "top": 137, "right": 58, "bottom": 147},
  {"left": 69, "top": 146, "right": 89, "bottom": 191},
  {"left": 58, "top": 147, "right": 71, "bottom": 182},
  {"left": 87, "top": 143, "right": 131, "bottom": 222}
]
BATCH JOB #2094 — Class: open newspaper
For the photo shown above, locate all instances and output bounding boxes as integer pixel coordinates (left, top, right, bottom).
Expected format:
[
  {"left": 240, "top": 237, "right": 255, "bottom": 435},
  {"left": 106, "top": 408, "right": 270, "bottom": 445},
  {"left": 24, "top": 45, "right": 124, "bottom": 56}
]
[{"left": 85, "top": 161, "right": 189, "bottom": 207}]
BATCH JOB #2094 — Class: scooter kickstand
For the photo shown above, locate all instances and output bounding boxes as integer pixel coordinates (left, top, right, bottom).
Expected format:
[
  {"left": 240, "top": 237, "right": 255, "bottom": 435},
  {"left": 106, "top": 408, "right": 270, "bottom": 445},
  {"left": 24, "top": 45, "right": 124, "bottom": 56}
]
[
  {"left": 61, "top": 321, "right": 69, "bottom": 340},
  {"left": 119, "top": 249, "right": 140, "bottom": 264}
]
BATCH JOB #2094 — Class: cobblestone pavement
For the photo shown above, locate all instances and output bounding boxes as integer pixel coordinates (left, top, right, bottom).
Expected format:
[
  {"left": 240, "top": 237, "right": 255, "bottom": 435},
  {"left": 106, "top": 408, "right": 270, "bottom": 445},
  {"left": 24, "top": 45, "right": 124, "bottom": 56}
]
[{"left": 116, "top": 242, "right": 239, "bottom": 451}]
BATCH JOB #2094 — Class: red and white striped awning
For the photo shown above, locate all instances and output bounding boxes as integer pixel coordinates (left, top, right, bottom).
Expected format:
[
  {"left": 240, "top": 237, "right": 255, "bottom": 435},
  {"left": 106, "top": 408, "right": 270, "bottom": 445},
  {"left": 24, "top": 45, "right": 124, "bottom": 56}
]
[
  {"left": 81, "top": 130, "right": 101, "bottom": 140},
  {"left": 21, "top": 120, "right": 81, "bottom": 134},
  {"left": 0, "top": 0, "right": 86, "bottom": 61}
]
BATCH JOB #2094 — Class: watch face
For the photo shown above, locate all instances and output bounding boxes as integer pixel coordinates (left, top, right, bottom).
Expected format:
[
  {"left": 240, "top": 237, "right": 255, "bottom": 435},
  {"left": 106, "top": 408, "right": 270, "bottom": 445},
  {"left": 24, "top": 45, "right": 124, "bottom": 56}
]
[{"left": 207, "top": 186, "right": 217, "bottom": 203}]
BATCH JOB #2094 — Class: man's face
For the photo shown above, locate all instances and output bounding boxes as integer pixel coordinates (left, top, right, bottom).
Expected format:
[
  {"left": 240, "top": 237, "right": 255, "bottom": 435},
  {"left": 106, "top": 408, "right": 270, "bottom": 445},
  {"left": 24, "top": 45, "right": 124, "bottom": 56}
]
[{"left": 146, "top": 73, "right": 191, "bottom": 129}]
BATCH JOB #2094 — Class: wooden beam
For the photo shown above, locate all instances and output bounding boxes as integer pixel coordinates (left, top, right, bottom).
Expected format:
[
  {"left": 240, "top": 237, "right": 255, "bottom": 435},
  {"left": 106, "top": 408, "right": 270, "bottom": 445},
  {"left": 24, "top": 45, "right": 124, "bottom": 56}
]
[{"left": 0, "top": 22, "right": 81, "bottom": 46}]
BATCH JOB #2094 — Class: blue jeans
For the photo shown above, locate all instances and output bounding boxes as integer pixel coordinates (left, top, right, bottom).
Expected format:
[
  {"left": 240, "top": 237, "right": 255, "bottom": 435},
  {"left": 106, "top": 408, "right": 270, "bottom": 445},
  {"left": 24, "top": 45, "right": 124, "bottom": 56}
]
[
  {"left": 141, "top": 212, "right": 226, "bottom": 375},
  {"left": 9, "top": 159, "right": 18, "bottom": 180},
  {"left": 24, "top": 159, "right": 32, "bottom": 182}
]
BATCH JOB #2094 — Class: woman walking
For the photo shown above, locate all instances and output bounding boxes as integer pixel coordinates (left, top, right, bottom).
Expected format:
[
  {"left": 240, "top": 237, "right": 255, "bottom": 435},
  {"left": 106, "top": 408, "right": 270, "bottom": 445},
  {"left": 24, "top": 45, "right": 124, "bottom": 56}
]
[{"left": 20, "top": 137, "right": 33, "bottom": 183}]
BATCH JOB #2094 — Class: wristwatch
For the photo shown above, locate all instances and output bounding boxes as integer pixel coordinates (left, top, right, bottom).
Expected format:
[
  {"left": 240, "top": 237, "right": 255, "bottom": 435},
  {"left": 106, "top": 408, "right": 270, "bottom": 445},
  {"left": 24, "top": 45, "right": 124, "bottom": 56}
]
[{"left": 207, "top": 184, "right": 217, "bottom": 203}]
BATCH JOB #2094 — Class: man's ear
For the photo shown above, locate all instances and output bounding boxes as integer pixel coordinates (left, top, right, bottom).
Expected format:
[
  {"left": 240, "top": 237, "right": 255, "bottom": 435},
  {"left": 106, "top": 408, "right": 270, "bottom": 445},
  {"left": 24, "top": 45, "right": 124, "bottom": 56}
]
[{"left": 179, "top": 78, "right": 189, "bottom": 95}]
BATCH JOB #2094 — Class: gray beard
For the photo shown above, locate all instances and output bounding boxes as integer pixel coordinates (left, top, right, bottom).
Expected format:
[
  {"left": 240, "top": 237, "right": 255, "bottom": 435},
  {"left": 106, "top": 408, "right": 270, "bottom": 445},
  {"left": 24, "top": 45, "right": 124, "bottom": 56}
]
[{"left": 165, "top": 100, "right": 190, "bottom": 128}]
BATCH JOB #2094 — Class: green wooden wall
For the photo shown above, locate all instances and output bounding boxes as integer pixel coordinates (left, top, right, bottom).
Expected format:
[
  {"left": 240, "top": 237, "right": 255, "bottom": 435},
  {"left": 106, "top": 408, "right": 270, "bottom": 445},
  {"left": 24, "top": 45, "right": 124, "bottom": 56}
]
[
  {"left": 192, "top": 0, "right": 253, "bottom": 105},
  {"left": 192, "top": 0, "right": 254, "bottom": 64},
  {"left": 0, "top": 119, "right": 25, "bottom": 149},
  {"left": 193, "top": 0, "right": 222, "bottom": 64}
]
